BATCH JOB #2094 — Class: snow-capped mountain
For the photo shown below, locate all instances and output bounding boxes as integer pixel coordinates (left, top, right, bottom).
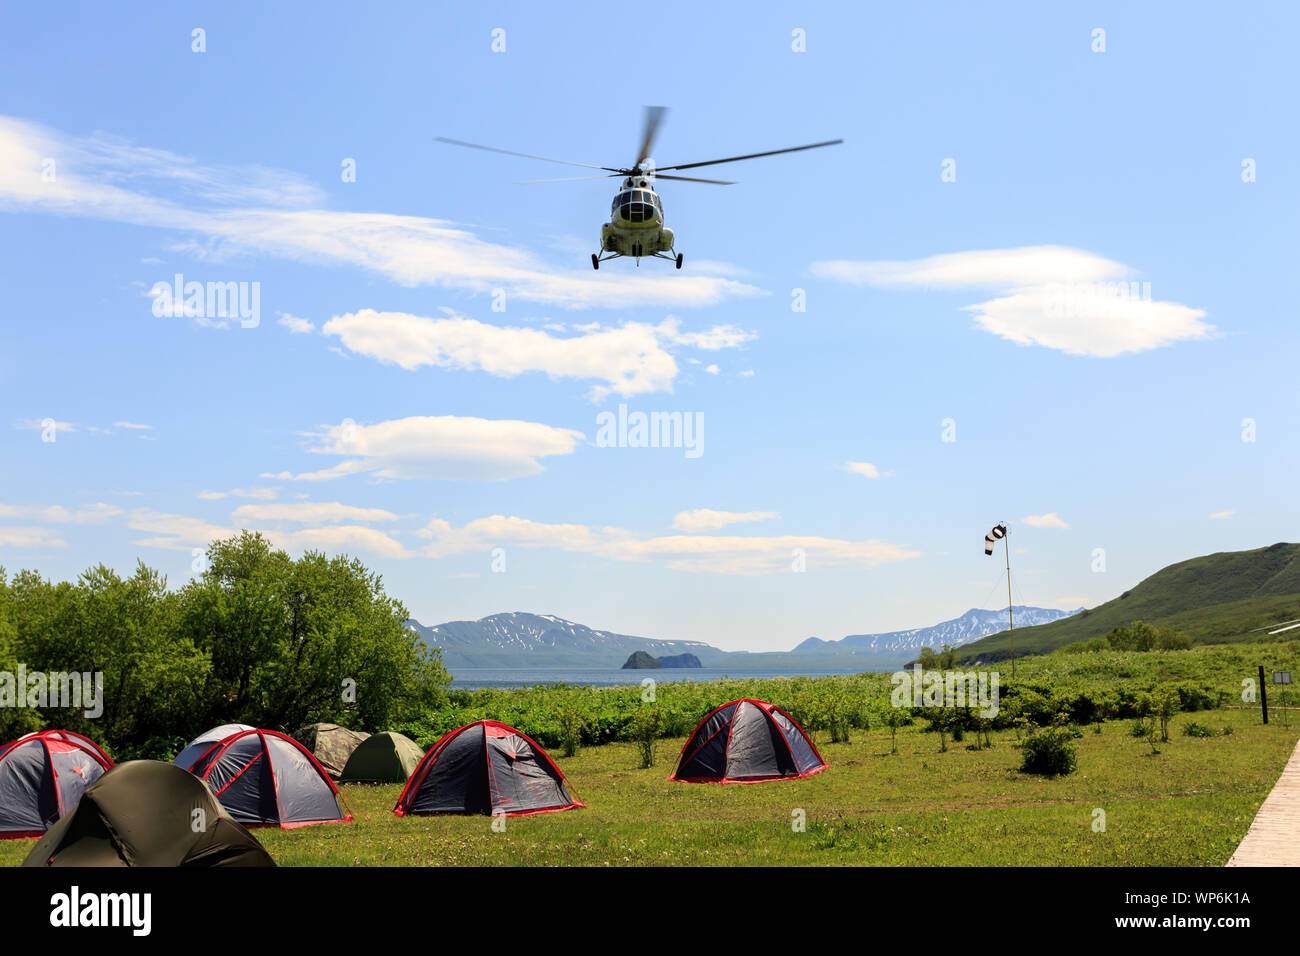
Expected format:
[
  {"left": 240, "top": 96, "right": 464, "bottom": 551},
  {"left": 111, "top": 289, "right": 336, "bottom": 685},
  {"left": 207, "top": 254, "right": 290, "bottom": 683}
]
[
  {"left": 406, "top": 612, "right": 721, "bottom": 668},
  {"left": 407, "top": 606, "right": 1084, "bottom": 671},
  {"left": 794, "top": 606, "right": 1082, "bottom": 657}
]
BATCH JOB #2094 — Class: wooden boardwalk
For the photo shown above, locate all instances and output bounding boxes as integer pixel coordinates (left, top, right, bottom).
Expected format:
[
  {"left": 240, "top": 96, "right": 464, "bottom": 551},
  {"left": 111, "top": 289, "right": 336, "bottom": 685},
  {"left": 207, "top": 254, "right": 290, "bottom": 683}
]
[{"left": 1227, "top": 737, "right": 1300, "bottom": 866}]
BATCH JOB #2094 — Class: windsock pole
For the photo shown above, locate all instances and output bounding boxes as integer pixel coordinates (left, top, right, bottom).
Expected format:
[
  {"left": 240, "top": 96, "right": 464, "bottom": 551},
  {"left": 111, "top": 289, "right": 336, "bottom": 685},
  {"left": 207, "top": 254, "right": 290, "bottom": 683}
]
[{"left": 1004, "top": 528, "right": 1015, "bottom": 679}]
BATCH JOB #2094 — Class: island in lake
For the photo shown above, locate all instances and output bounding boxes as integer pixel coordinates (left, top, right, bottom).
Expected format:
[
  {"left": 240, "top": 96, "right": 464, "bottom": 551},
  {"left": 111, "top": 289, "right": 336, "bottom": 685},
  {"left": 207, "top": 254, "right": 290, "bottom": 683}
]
[{"left": 621, "top": 650, "right": 703, "bottom": 669}]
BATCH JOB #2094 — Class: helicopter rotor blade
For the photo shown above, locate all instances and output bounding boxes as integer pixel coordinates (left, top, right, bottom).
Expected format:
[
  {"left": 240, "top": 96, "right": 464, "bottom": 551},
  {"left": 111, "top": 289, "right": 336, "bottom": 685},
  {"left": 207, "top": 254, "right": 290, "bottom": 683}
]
[
  {"left": 515, "top": 173, "right": 623, "bottom": 184},
  {"left": 657, "top": 138, "right": 843, "bottom": 172},
  {"left": 634, "top": 106, "right": 668, "bottom": 171},
  {"left": 653, "top": 173, "right": 735, "bottom": 185},
  {"left": 434, "top": 137, "right": 624, "bottom": 172}
]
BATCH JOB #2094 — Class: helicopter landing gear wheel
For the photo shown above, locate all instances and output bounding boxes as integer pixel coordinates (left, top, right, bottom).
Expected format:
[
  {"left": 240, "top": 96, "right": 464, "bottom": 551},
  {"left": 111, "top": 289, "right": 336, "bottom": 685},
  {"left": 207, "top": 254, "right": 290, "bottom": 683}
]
[
  {"left": 675, "top": 253, "right": 683, "bottom": 270},
  {"left": 591, "top": 253, "right": 599, "bottom": 271}
]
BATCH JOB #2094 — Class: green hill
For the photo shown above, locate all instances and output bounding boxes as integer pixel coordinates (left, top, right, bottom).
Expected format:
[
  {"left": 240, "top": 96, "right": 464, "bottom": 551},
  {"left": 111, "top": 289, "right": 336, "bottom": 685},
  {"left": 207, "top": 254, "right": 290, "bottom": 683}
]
[{"left": 956, "top": 542, "right": 1300, "bottom": 663}]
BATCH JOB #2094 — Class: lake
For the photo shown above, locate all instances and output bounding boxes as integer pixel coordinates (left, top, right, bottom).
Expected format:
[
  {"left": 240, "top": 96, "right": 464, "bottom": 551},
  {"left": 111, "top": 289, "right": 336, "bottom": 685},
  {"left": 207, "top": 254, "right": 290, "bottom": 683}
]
[{"left": 449, "top": 666, "right": 875, "bottom": 690}]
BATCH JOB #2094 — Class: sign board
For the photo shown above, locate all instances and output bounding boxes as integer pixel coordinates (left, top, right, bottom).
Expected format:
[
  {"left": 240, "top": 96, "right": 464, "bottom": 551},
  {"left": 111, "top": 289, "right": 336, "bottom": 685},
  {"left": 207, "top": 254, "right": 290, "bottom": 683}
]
[{"left": 1273, "top": 671, "right": 1292, "bottom": 685}]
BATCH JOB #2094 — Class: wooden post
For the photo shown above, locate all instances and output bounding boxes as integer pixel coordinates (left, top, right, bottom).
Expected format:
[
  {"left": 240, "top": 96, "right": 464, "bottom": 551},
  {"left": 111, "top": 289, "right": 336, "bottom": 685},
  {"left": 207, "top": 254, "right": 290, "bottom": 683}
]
[{"left": 1259, "top": 665, "right": 1269, "bottom": 725}]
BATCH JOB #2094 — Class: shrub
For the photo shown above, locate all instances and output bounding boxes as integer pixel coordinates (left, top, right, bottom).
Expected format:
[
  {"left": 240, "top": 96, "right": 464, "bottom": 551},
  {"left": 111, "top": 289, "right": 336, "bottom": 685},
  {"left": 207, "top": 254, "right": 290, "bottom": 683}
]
[
  {"left": 1182, "top": 721, "right": 1216, "bottom": 738},
  {"left": 1018, "top": 725, "right": 1078, "bottom": 776},
  {"left": 627, "top": 706, "right": 665, "bottom": 769},
  {"left": 555, "top": 702, "right": 587, "bottom": 757}
]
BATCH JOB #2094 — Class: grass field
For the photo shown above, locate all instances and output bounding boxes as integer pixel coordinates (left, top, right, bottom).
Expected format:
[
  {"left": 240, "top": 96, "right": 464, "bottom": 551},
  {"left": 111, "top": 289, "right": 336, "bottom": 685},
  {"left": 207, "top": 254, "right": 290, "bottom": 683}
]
[{"left": 6, "top": 705, "right": 1291, "bottom": 867}]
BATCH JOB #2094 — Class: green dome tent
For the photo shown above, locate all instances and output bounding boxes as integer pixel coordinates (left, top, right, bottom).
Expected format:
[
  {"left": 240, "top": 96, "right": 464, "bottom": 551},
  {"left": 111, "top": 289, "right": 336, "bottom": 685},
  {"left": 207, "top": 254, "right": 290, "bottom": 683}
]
[
  {"left": 340, "top": 732, "right": 425, "bottom": 784},
  {"left": 23, "top": 761, "right": 274, "bottom": 867},
  {"left": 293, "top": 723, "right": 370, "bottom": 781}
]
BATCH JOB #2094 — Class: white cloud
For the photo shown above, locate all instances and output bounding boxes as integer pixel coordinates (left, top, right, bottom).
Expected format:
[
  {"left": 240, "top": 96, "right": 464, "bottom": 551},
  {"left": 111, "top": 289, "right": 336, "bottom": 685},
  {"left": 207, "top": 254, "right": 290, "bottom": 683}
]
[
  {"left": 197, "top": 487, "right": 278, "bottom": 501},
  {"left": 844, "top": 461, "right": 880, "bottom": 479},
  {"left": 0, "top": 116, "right": 763, "bottom": 311},
  {"left": 230, "top": 501, "right": 399, "bottom": 524},
  {"left": 269, "top": 415, "right": 583, "bottom": 482},
  {"left": 112, "top": 421, "right": 152, "bottom": 430},
  {"left": 672, "top": 509, "right": 779, "bottom": 532},
  {"left": 812, "top": 245, "right": 1214, "bottom": 357},
  {"left": 124, "top": 509, "right": 411, "bottom": 558},
  {"left": 15, "top": 419, "right": 77, "bottom": 432},
  {"left": 1209, "top": 510, "right": 1235, "bottom": 520},
  {"left": 1022, "top": 513, "right": 1070, "bottom": 529},
  {"left": 0, "top": 502, "right": 123, "bottom": 524},
  {"left": 278, "top": 313, "right": 315, "bottom": 334},
  {"left": 704, "top": 364, "right": 720, "bottom": 375},
  {"left": 657, "top": 317, "right": 755, "bottom": 351},
  {"left": 740, "top": 369, "right": 755, "bottom": 377},
  {"left": 418, "top": 514, "right": 919, "bottom": 575},
  {"left": 0, "top": 527, "right": 66, "bottom": 548},
  {"left": 322, "top": 310, "right": 754, "bottom": 399}
]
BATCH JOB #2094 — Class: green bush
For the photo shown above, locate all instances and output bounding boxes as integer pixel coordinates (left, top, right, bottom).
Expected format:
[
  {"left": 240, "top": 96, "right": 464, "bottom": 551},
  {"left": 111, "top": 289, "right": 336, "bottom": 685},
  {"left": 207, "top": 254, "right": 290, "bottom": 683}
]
[
  {"left": 626, "top": 706, "right": 665, "bottom": 769},
  {"left": 1181, "top": 721, "right": 1216, "bottom": 738},
  {"left": 1018, "top": 725, "right": 1078, "bottom": 776}
]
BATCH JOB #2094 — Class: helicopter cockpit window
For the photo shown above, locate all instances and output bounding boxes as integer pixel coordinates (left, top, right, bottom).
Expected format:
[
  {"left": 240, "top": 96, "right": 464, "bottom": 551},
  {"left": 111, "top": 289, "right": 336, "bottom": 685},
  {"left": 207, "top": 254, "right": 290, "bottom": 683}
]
[{"left": 615, "top": 189, "right": 658, "bottom": 224}]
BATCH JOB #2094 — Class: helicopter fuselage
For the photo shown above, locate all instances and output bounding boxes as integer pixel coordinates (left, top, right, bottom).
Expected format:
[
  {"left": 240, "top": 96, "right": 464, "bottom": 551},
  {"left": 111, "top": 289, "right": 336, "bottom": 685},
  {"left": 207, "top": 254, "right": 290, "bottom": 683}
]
[{"left": 599, "top": 175, "right": 674, "bottom": 260}]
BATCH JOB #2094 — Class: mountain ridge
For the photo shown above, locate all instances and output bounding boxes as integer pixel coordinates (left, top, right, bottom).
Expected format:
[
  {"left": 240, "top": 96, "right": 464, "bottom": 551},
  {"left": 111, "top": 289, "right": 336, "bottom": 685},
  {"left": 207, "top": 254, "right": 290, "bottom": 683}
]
[
  {"left": 407, "top": 605, "right": 1078, "bottom": 671},
  {"left": 955, "top": 543, "right": 1300, "bottom": 662}
]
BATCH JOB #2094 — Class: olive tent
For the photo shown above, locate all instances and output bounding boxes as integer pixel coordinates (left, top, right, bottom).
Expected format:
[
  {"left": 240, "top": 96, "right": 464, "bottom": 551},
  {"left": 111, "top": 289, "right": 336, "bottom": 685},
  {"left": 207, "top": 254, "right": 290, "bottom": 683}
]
[
  {"left": 23, "top": 760, "right": 274, "bottom": 867},
  {"left": 670, "top": 698, "right": 826, "bottom": 783},
  {"left": 172, "top": 723, "right": 256, "bottom": 772},
  {"left": 183, "top": 728, "right": 351, "bottom": 829},
  {"left": 395, "top": 720, "right": 582, "bottom": 817},
  {"left": 340, "top": 731, "right": 424, "bottom": 784},
  {"left": 0, "top": 729, "right": 113, "bottom": 839},
  {"left": 293, "top": 723, "right": 370, "bottom": 780}
]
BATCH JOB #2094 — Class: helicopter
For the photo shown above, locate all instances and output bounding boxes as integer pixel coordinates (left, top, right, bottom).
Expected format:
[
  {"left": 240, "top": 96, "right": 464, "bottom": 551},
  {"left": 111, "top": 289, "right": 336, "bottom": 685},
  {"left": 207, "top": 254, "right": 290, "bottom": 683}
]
[{"left": 435, "top": 107, "right": 841, "bottom": 270}]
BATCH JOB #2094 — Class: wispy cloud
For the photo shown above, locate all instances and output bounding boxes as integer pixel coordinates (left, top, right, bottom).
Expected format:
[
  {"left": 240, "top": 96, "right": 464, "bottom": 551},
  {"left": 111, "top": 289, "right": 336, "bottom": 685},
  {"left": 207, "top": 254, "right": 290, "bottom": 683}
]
[
  {"left": 230, "top": 501, "right": 399, "bottom": 524},
  {"left": 1209, "top": 509, "right": 1235, "bottom": 520},
  {"left": 277, "top": 313, "right": 315, "bottom": 334},
  {"left": 0, "top": 527, "right": 67, "bottom": 548},
  {"left": 197, "top": 487, "right": 279, "bottom": 501},
  {"left": 0, "top": 116, "right": 764, "bottom": 310},
  {"left": 322, "top": 311, "right": 750, "bottom": 399},
  {"left": 812, "top": 245, "right": 1214, "bottom": 357},
  {"left": 0, "top": 502, "right": 123, "bottom": 524},
  {"left": 263, "top": 415, "right": 584, "bottom": 482},
  {"left": 672, "top": 509, "right": 780, "bottom": 532},
  {"left": 1022, "top": 512, "right": 1069, "bottom": 529},
  {"left": 124, "top": 509, "right": 412, "bottom": 559},
  {"left": 418, "top": 514, "right": 919, "bottom": 575},
  {"left": 844, "top": 461, "right": 880, "bottom": 479}
]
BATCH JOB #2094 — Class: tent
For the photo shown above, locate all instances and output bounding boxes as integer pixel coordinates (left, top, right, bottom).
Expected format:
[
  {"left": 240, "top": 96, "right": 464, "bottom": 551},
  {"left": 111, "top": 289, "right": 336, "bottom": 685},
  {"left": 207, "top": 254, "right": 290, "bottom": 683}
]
[
  {"left": 340, "top": 731, "right": 424, "bottom": 784},
  {"left": 0, "top": 729, "right": 114, "bottom": 839},
  {"left": 183, "top": 728, "right": 351, "bottom": 829},
  {"left": 670, "top": 699, "right": 827, "bottom": 783},
  {"left": 395, "top": 720, "right": 583, "bottom": 817},
  {"left": 23, "top": 760, "right": 275, "bottom": 867},
  {"left": 293, "top": 723, "right": 370, "bottom": 780},
  {"left": 172, "top": 723, "right": 256, "bottom": 772}
]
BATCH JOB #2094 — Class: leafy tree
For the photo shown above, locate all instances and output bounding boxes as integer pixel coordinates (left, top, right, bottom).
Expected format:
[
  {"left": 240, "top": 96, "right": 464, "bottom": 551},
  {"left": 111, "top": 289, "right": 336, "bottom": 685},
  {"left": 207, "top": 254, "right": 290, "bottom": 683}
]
[{"left": 179, "top": 532, "right": 449, "bottom": 734}]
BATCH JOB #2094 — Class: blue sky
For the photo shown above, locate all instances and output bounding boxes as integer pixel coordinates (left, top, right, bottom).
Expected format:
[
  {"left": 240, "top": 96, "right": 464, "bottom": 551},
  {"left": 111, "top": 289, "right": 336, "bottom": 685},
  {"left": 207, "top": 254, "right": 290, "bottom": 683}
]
[{"left": 1, "top": 2, "right": 1296, "bottom": 651}]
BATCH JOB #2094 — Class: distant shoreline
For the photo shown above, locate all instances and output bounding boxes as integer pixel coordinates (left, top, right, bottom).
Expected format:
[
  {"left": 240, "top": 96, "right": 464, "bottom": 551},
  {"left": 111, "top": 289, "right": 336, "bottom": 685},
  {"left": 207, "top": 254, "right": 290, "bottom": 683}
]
[{"left": 449, "top": 666, "right": 884, "bottom": 691}]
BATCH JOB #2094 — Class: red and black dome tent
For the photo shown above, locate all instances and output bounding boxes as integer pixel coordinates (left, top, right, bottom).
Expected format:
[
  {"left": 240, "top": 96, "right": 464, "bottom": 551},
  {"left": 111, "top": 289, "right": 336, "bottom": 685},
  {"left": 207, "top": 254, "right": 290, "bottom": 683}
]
[
  {"left": 0, "top": 729, "right": 114, "bottom": 839},
  {"left": 395, "top": 720, "right": 583, "bottom": 818},
  {"left": 179, "top": 728, "right": 350, "bottom": 829},
  {"left": 671, "top": 698, "right": 827, "bottom": 784}
]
